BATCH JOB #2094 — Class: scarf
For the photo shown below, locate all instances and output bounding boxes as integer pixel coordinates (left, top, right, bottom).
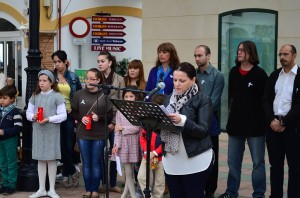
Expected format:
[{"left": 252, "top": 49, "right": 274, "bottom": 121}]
[
  {"left": 157, "top": 66, "right": 172, "bottom": 94},
  {"left": 160, "top": 83, "right": 198, "bottom": 154}
]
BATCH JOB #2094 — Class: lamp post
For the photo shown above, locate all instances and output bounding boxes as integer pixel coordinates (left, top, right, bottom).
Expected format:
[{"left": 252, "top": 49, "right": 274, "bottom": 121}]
[{"left": 17, "top": 0, "right": 43, "bottom": 191}]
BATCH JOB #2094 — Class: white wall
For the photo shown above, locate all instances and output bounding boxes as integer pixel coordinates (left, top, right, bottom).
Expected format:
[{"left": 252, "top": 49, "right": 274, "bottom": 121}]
[
  {"left": 61, "top": 15, "right": 142, "bottom": 72},
  {"left": 142, "top": 0, "right": 300, "bottom": 78}
]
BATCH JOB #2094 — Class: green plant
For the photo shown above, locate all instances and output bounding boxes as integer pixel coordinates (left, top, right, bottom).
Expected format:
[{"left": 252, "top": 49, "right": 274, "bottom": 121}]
[{"left": 116, "top": 58, "right": 130, "bottom": 77}]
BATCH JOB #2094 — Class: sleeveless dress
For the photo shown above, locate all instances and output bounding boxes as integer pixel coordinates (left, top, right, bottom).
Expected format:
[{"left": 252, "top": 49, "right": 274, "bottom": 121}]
[{"left": 29, "top": 91, "right": 65, "bottom": 160}]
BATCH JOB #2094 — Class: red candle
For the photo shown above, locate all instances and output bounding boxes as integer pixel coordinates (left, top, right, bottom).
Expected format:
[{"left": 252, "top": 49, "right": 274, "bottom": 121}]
[
  {"left": 86, "top": 115, "right": 92, "bottom": 130},
  {"left": 38, "top": 107, "right": 43, "bottom": 121}
]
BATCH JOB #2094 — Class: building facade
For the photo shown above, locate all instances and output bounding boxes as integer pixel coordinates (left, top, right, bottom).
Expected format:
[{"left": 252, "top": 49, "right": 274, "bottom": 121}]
[
  {"left": 0, "top": 0, "right": 142, "bottom": 108},
  {"left": 142, "top": 0, "right": 300, "bottom": 128}
]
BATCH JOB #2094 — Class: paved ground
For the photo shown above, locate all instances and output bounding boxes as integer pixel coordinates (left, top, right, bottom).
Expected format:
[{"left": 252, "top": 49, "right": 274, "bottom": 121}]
[{"left": 0, "top": 133, "right": 287, "bottom": 198}]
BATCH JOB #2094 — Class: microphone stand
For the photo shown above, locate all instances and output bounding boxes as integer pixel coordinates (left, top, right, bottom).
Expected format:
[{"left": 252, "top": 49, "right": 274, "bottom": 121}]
[
  {"left": 101, "top": 84, "right": 111, "bottom": 198},
  {"left": 90, "top": 83, "right": 148, "bottom": 198},
  {"left": 90, "top": 84, "right": 150, "bottom": 198}
]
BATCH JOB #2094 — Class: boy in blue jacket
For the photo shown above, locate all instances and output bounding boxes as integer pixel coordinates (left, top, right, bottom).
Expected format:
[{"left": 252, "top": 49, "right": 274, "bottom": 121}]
[{"left": 0, "top": 85, "right": 22, "bottom": 195}]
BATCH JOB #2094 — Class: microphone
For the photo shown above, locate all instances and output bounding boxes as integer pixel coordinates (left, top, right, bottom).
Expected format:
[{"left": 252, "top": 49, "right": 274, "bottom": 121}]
[{"left": 144, "top": 82, "right": 165, "bottom": 101}]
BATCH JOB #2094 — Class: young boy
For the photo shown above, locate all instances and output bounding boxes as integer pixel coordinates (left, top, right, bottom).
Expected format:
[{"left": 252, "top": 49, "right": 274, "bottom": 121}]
[
  {"left": 137, "top": 94, "right": 165, "bottom": 198},
  {"left": 0, "top": 85, "right": 22, "bottom": 195}
]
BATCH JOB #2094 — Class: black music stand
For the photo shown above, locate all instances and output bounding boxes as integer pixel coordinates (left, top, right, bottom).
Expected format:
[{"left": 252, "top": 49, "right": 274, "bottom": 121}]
[{"left": 110, "top": 99, "right": 180, "bottom": 198}]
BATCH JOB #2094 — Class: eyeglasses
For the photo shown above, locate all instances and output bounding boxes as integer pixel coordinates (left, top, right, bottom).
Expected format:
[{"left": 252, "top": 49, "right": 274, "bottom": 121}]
[
  {"left": 278, "top": 53, "right": 290, "bottom": 57},
  {"left": 85, "top": 78, "right": 98, "bottom": 81}
]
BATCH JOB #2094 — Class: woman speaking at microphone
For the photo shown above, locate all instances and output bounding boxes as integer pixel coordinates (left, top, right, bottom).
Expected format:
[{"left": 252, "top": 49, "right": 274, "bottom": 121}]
[{"left": 161, "top": 62, "right": 214, "bottom": 198}]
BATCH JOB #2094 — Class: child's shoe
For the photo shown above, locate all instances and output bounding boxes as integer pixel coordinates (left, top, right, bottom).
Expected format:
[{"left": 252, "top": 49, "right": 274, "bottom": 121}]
[
  {"left": 0, "top": 185, "right": 6, "bottom": 193},
  {"left": 47, "top": 190, "right": 60, "bottom": 198},
  {"left": 2, "top": 187, "right": 15, "bottom": 195},
  {"left": 28, "top": 190, "right": 47, "bottom": 198}
]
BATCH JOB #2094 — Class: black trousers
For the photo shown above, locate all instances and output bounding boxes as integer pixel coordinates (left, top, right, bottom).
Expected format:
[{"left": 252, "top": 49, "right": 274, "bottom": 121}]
[
  {"left": 266, "top": 127, "right": 300, "bottom": 198},
  {"left": 165, "top": 158, "right": 213, "bottom": 198},
  {"left": 205, "top": 135, "right": 219, "bottom": 194}
]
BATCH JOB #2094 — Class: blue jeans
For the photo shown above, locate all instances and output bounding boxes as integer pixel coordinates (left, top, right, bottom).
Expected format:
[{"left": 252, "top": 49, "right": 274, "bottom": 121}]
[
  {"left": 60, "top": 114, "right": 76, "bottom": 177},
  {"left": 226, "top": 135, "right": 266, "bottom": 198},
  {"left": 78, "top": 139, "right": 105, "bottom": 192}
]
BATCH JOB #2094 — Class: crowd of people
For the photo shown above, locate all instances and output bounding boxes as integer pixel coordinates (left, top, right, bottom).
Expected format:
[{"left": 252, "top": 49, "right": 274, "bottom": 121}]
[{"left": 0, "top": 41, "right": 299, "bottom": 198}]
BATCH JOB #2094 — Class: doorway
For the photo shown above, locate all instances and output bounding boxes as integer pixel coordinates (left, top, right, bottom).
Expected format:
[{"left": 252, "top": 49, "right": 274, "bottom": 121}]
[{"left": 0, "top": 33, "right": 23, "bottom": 107}]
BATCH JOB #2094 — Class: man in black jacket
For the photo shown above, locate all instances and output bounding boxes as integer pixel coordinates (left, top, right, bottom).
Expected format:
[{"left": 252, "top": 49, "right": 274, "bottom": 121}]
[{"left": 263, "top": 44, "right": 300, "bottom": 198}]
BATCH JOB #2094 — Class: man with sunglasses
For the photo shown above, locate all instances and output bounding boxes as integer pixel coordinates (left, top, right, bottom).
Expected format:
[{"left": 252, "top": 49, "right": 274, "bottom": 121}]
[{"left": 263, "top": 44, "right": 300, "bottom": 198}]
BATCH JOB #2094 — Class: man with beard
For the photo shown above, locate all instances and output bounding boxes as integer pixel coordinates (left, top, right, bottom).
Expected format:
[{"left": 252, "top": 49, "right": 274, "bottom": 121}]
[
  {"left": 194, "top": 45, "right": 224, "bottom": 198},
  {"left": 263, "top": 44, "right": 300, "bottom": 198}
]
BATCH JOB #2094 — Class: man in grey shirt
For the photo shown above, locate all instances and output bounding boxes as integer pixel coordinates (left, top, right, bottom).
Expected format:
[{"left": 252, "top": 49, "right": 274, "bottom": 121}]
[{"left": 194, "top": 45, "right": 225, "bottom": 198}]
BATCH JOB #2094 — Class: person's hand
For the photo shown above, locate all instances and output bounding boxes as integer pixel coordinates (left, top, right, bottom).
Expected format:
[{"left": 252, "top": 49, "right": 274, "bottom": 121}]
[
  {"left": 91, "top": 112, "right": 99, "bottom": 122},
  {"left": 0, "top": 129, "right": 3, "bottom": 136},
  {"left": 38, "top": 118, "right": 49, "bottom": 125},
  {"left": 115, "top": 124, "right": 123, "bottom": 132},
  {"left": 82, "top": 116, "right": 90, "bottom": 126},
  {"left": 32, "top": 113, "right": 38, "bottom": 121},
  {"left": 108, "top": 123, "right": 115, "bottom": 132},
  {"left": 270, "top": 118, "right": 285, "bottom": 132},
  {"left": 150, "top": 152, "right": 155, "bottom": 159},
  {"left": 167, "top": 113, "right": 181, "bottom": 124},
  {"left": 112, "top": 146, "right": 118, "bottom": 155}
]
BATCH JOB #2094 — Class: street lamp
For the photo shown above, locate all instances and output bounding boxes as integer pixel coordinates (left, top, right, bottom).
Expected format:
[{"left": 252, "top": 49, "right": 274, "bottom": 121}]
[{"left": 17, "top": 0, "right": 43, "bottom": 192}]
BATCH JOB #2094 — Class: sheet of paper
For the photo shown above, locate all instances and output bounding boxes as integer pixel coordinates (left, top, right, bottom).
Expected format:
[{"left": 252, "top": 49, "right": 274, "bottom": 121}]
[
  {"left": 116, "top": 155, "right": 122, "bottom": 176},
  {"left": 159, "top": 105, "right": 170, "bottom": 115}
]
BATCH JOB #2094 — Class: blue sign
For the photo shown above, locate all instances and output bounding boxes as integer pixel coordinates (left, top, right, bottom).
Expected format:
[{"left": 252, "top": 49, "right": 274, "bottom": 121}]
[{"left": 92, "top": 38, "right": 126, "bottom": 44}]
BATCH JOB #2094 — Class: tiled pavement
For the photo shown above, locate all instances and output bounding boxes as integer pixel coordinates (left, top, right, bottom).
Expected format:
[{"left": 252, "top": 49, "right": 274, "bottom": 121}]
[{"left": 0, "top": 133, "right": 288, "bottom": 198}]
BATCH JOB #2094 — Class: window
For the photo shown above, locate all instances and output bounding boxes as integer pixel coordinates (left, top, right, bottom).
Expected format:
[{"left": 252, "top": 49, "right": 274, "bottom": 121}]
[{"left": 218, "top": 9, "right": 278, "bottom": 130}]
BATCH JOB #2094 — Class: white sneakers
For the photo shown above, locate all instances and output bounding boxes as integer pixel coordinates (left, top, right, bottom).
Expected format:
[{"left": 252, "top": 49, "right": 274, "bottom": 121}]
[
  {"left": 28, "top": 190, "right": 60, "bottom": 198},
  {"left": 47, "top": 190, "right": 60, "bottom": 198},
  {"left": 28, "top": 190, "right": 47, "bottom": 198}
]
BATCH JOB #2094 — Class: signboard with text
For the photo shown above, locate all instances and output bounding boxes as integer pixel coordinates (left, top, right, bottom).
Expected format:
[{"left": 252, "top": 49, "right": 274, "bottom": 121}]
[
  {"left": 91, "top": 45, "right": 126, "bottom": 52},
  {"left": 91, "top": 15, "right": 127, "bottom": 52}
]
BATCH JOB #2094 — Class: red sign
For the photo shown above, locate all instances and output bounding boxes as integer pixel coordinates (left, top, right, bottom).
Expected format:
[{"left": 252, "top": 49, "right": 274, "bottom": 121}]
[
  {"left": 92, "top": 24, "right": 126, "bottom": 30},
  {"left": 92, "top": 16, "right": 126, "bottom": 22},
  {"left": 69, "top": 17, "right": 90, "bottom": 38},
  {"left": 91, "top": 45, "right": 126, "bottom": 52},
  {"left": 92, "top": 31, "right": 126, "bottom": 37}
]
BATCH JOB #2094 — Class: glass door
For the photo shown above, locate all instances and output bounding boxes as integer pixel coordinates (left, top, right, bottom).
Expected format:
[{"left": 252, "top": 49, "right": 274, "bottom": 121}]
[{"left": 0, "top": 39, "right": 22, "bottom": 106}]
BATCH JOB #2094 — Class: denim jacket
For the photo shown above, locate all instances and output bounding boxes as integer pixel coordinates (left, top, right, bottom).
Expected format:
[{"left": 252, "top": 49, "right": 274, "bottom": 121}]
[{"left": 54, "top": 69, "right": 82, "bottom": 99}]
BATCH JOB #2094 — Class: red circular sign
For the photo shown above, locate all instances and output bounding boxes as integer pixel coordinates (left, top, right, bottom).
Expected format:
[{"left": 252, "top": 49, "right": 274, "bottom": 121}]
[{"left": 69, "top": 17, "right": 90, "bottom": 38}]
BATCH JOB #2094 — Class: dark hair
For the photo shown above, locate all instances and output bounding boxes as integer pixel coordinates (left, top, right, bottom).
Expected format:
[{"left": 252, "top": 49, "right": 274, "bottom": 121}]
[
  {"left": 151, "top": 94, "right": 165, "bottom": 105},
  {"left": 235, "top": 40, "right": 260, "bottom": 66},
  {"left": 175, "top": 62, "right": 196, "bottom": 80},
  {"left": 51, "top": 50, "right": 69, "bottom": 67},
  {"left": 155, "top": 42, "right": 180, "bottom": 70},
  {"left": 34, "top": 71, "right": 59, "bottom": 96},
  {"left": 98, "top": 51, "right": 117, "bottom": 72},
  {"left": 122, "top": 85, "right": 143, "bottom": 101},
  {"left": 195, "top": 45, "right": 211, "bottom": 55},
  {"left": 0, "top": 85, "right": 18, "bottom": 98},
  {"left": 287, "top": 44, "right": 297, "bottom": 54},
  {"left": 124, "top": 59, "right": 146, "bottom": 90},
  {"left": 88, "top": 68, "right": 101, "bottom": 80}
]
